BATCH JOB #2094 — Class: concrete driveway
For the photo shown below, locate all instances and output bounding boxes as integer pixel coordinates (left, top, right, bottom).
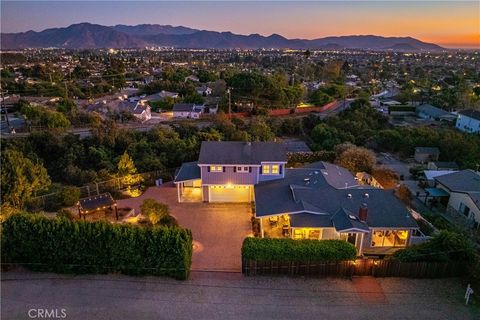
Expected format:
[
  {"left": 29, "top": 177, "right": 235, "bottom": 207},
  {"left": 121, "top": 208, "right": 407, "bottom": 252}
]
[{"left": 117, "top": 183, "right": 252, "bottom": 272}]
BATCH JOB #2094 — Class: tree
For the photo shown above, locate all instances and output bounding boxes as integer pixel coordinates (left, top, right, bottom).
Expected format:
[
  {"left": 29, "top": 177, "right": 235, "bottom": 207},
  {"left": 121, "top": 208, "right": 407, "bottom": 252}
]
[
  {"left": 1, "top": 149, "right": 51, "bottom": 208},
  {"left": 395, "top": 184, "right": 413, "bottom": 207},
  {"left": 117, "top": 151, "right": 143, "bottom": 187},
  {"left": 336, "top": 146, "right": 376, "bottom": 173},
  {"left": 140, "top": 199, "right": 170, "bottom": 225},
  {"left": 372, "top": 167, "right": 399, "bottom": 189}
]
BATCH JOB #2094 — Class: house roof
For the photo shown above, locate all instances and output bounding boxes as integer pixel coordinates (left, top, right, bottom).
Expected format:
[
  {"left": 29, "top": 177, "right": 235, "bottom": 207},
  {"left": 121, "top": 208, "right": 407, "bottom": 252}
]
[
  {"left": 78, "top": 193, "right": 116, "bottom": 212},
  {"left": 415, "top": 147, "right": 440, "bottom": 155},
  {"left": 416, "top": 104, "right": 455, "bottom": 119},
  {"left": 290, "top": 213, "right": 333, "bottom": 228},
  {"left": 174, "top": 161, "right": 201, "bottom": 182},
  {"left": 172, "top": 103, "right": 195, "bottom": 112},
  {"left": 434, "top": 170, "right": 480, "bottom": 193},
  {"left": 198, "top": 141, "right": 287, "bottom": 165},
  {"left": 429, "top": 161, "right": 459, "bottom": 169},
  {"left": 254, "top": 163, "right": 418, "bottom": 229},
  {"left": 283, "top": 140, "right": 312, "bottom": 153},
  {"left": 424, "top": 170, "right": 459, "bottom": 181},
  {"left": 459, "top": 109, "right": 480, "bottom": 121},
  {"left": 332, "top": 208, "right": 370, "bottom": 232}
]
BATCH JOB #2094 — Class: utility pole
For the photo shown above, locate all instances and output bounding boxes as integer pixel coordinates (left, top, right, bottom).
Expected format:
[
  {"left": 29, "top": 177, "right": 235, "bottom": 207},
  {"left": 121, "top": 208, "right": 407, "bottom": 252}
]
[
  {"left": 227, "top": 88, "right": 232, "bottom": 119},
  {"left": 0, "top": 89, "right": 11, "bottom": 131}
]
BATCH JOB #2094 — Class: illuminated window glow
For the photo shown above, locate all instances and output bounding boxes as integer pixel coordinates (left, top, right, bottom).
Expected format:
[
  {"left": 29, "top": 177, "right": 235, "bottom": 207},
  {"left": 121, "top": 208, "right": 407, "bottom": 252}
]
[{"left": 210, "top": 166, "right": 223, "bottom": 172}]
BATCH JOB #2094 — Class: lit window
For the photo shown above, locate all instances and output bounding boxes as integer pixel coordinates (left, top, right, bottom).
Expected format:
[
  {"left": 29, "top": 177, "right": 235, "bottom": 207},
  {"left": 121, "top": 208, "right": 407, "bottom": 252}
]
[
  {"left": 210, "top": 166, "right": 223, "bottom": 172},
  {"left": 371, "top": 230, "right": 408, "bottom": 247},
  {"left": 262, "top": 165, "right": 270, "bottom": 174},
  {"left": 271, "top": 165, "right": 279, "bottom": 174}
]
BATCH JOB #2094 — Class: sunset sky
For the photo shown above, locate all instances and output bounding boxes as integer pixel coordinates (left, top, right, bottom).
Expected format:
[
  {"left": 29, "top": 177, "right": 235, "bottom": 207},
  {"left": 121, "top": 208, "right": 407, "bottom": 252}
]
[{"left": 1, "top": 1, "right": 479, "bottom": 48}]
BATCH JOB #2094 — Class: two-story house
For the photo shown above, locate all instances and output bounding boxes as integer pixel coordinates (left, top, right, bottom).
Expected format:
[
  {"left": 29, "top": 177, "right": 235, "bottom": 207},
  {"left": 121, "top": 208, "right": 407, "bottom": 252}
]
[
  {"left": 174, "top": 141, "right": 421, "bottom": 256},
  {"left": 174, "top": 141, "right": 287, "bottom": 202}
]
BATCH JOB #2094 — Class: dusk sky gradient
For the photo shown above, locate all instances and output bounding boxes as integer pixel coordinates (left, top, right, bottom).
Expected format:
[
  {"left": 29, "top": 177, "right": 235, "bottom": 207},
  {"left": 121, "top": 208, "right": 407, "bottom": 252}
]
[{"left": 1, "top": 1, "right": 479, "bottom": 48}]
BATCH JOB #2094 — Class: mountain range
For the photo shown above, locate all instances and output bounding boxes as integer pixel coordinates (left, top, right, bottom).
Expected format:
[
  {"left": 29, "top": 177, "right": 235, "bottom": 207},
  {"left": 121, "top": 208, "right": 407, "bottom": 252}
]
[{"left": 1, "top": 23, "right": 444, "bottom": 51}]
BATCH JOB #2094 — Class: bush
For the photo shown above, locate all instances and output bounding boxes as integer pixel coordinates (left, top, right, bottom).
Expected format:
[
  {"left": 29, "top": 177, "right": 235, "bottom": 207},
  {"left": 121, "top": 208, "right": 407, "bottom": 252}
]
[
  {"left": 60, "top": 186, "right": 81, "bottom": 206},
  {"left": 57, "top": 208, "right": 75, "bottom": 220},
  {"left": 393, "top": 230, "right": 475, "bottom": 263},
  {"left": 242, "top": 238, "right": 356, "bottom": 262},
  {"left": 2, "top": 213, "right": 193, "bottom": 279},
  {"left": 287, "top": 151, "right": 336, "bottom": 166}
]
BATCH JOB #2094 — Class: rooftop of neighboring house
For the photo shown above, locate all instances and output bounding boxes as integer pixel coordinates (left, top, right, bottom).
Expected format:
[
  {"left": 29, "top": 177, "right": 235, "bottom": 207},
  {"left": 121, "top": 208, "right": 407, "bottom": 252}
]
[
  {"left": 458, "top": 109, "right": 480, "bottom": 121},
  {"left": 174, "top": 161, "right": 201, "bottom": 182},
  {"left": 434, "top": 169, "right": 480, "bottom": 193},
  {"left": 172, "top": 103, "right": 196, "bottom": 112},
  {"left": 416, "top": 104, "right": 455, "bottom": 119},
  {"left": 198, "top": 141, "right": 287, "bottom": 165},
  {"left": 415, "top": 147, "right": 440, "bottom": 155},
  {"left": 254, "top": 162, "right": 418, "bottom": 230},
  {"left": 429, "top": 161, "right": 459, "bottom": 170}
]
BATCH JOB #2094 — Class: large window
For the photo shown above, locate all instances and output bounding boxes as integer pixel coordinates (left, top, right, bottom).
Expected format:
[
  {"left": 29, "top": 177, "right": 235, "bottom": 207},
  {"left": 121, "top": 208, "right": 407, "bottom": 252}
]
[
  {"left": 271, "top": 164, "right": 279, "bottom": 174},
  {"left": 237, "top": 166, "right": 249, "bottom": 173},
  {"left": 262, "top": 164, "right": 281, "bottom": 175},
  {"left": 210, "top": 166, "right": 223, "bottom": 172},
  {"left": 371, "top": 230, "right": 408, "bottom": 247}
]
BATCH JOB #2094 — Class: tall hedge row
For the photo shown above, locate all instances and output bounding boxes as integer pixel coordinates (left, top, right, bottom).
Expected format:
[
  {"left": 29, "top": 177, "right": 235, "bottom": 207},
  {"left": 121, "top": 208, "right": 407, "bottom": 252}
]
[
  {"left": 1, "top": 213, "right": 193, "bottom": 279},
  {"left": 242, "top": 238, "right": 356, "bottom": 262}
]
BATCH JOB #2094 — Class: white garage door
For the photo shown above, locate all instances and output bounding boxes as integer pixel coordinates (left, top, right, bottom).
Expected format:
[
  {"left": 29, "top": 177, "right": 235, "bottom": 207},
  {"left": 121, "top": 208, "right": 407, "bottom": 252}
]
[{"left": 209, "top": 185, "right": 252, "bottom": 202}]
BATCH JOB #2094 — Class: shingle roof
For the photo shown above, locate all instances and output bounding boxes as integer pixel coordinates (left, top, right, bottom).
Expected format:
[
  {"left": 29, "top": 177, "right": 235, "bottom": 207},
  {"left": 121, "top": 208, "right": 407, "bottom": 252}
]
[
  {"left": 172, "top": 103, "right": 194, "bottom": 112},
  {"left": 459, "top": 109, "right": 480, "bottom": 121},
  {"left": 198, "top": 141, "right": 287, "bottom": 165},
  {"left": 332, "top": 208, "right": 370, "bottom": 232},
  {"left": 174, "top": 161, "right": 201, "bottom": 182},
  {"left": 290, "top": 213, "right": 333, "bottom": 228},
  {"left": 434, "top": 170, "right": 480, "bottom": 193},
  {"left": 254, "top": 164, "right": 418, "bottom": 229},
  {"left": 417, "top": 104, "right": 454, "bottom": 119},
  {"left": 415, "top": 147, "right": 440, "bottom": 154}
]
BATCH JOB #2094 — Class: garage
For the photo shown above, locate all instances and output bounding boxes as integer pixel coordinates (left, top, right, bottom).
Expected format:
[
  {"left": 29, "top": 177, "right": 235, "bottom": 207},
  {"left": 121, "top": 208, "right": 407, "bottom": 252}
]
[{"left": 208, "top": 185, "right": 252, "bottom": 202}]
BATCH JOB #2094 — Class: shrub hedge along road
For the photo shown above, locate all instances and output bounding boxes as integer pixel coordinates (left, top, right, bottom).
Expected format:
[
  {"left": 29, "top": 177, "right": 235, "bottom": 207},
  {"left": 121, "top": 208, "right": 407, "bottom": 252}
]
[
  {"left": 2, "top": 213, "right": 193, "bottom": 280},
  {"left": 242, "top": 238, "right": 356, "bottom": 262}
]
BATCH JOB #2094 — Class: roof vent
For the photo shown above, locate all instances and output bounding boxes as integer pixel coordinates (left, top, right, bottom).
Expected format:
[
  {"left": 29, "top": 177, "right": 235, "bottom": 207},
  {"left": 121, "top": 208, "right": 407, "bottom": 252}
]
[
  {"left": 347, "top": 193, "right": 352, "bottom": 198},
  {"left": 314, "top": 171, "right": 319, "bottom": 174},
  {"left": 348, "top": 215, "right": 357, "bottom": 220},
  {"left": 304, "top": 178, "right": 310, "bottom": 182},
  {"left": 364, "top": 193, "right": 370, "bottom": 198}
]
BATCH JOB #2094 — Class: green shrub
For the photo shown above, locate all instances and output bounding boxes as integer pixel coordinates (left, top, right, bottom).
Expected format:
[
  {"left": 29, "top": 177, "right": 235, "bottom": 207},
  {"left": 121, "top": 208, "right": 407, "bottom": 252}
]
[
  {"left": 242, "top": 238, "right": 356, "bottom": 262},
  {"left": 393, "top": 230, "right": 475, "bottom": 263},
  {"left": 57, "top": 209, "right": 75, "bottom": 220},
  {"left": 2, "top": 213, "right": 193, "bottom": 279},
  {"left": 287, "top": 151, "right": 336, "bottom": 166},
  {"left": 60, "top": 186, "right": 81, "bottom": 206}
]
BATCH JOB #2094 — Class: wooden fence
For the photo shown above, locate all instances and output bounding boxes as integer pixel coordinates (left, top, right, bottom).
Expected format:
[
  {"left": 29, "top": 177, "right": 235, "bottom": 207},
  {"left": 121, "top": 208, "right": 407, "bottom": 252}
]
[{"left": 242, "top": 258, "right": 466, "bottom": 278}]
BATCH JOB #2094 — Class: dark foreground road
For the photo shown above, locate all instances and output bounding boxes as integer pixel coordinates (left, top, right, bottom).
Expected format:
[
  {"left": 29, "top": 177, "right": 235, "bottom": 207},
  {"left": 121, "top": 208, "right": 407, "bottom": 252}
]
[{"left": 1, "top": 270, "right": 478, "bottom": 320}]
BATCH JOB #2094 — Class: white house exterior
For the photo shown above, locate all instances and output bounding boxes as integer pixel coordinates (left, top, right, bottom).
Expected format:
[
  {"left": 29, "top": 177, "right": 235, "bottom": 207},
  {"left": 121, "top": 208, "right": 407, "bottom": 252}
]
[
  {"left": 172, "top": 103, "right": 204, "bottom": 119},
  {"left": 456, "top": 109, "right": 480, "bottom": 133},
  {"left": 435, "top": 170, "right": 480, "bottom": 228}
]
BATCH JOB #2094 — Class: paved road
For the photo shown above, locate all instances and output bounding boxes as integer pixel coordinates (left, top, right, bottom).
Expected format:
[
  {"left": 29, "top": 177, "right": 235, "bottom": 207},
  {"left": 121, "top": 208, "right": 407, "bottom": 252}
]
[{"left": 2, "top": 271, "right": 477, "bottom": 320}]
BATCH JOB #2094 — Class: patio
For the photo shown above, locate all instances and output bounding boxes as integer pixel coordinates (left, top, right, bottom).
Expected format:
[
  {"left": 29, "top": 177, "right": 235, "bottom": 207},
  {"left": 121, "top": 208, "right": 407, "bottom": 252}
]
[{"left": 262, "top": 215, "right": 290, "bottom": 238}]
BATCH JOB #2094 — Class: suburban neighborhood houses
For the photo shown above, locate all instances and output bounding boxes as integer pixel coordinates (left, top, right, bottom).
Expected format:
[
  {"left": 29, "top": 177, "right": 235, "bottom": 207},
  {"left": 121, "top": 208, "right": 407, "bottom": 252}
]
[{"left": 2, "top": 3, "right": 480, "bottom": 318}]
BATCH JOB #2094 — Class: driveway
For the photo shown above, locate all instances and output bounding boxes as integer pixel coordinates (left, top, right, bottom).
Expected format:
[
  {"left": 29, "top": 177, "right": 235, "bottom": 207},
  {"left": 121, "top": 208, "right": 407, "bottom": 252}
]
[{"left": 117, "top": 183, "right": 252, "bottom": 272}]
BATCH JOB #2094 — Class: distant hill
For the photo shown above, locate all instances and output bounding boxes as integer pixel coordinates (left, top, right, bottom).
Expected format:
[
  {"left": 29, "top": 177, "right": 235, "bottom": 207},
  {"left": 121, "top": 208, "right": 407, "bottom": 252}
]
[{"left": 1, "top": 23, "right": 444, "bottom": 51}]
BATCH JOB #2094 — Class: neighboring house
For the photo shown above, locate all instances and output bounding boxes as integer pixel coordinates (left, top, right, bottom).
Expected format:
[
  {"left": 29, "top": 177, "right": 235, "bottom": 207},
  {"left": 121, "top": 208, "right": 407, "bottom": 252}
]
[
  {"left": 172, "top": 103, "right": 205, "bottom": 119},
  {"left": 423, "top": 170, "right": 458, "bottom": 187},
  {"left": 174, "top": 141, "right": 423, "bottom": 256},
  {"left": 356, "top": 172, "right": 384, "bottom": 189},
  {"left": 143, "top": 90, "right": 179, "bottom": 102},
  {"left": 118, "top": 100, "right": 152, "bottom": 122},
  {"left": 196, "top": 85, "right": 212, "bottom": 96},
  {"left": 416, "top": 104, "right": 456, "bottom": 122},
  {"left": 427, "top": 161, "right": 459, "bottom": 171},
  {"left": 174, "top": 141, "right": 287, "bottom": 203},
  {"left": 414, "top": 147, "right": 440, "bottom": 164},
  {"left": 434, "top": 170, "right": 480, "bottom": 228},
  {"left": 456, "top": 109, "right": 480, "bottom": 133}
]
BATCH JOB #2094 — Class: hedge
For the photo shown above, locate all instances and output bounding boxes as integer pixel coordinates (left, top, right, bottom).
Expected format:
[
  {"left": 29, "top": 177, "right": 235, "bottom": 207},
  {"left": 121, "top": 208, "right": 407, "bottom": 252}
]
[
  {"left": 1, "top": 213, "right": 193, "bottom": 279},
  {"left": 242, "top": 238, "right": 356, "bottom": 262},
  {"left": 287, "top": 151, "right": 336, "bottom": 166}
]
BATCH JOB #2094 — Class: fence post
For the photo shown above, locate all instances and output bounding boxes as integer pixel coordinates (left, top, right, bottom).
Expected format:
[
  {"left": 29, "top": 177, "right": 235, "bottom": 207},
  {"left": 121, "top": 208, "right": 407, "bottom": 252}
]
[{"left": 96, "top": 183, "right": 100, "bottom": 195}]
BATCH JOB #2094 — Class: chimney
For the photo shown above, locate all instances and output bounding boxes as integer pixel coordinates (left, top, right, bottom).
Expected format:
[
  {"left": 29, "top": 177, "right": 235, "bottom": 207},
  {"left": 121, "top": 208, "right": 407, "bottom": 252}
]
[{"left": 359, "top": 203, "right": 368, "bottom": 222}]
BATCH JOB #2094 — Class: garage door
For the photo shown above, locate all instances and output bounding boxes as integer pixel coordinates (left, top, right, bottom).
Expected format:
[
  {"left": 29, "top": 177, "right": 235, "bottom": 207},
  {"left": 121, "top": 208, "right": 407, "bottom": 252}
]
[{"left": 209, "top": 185, "right": 252, "bottom": 202}]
